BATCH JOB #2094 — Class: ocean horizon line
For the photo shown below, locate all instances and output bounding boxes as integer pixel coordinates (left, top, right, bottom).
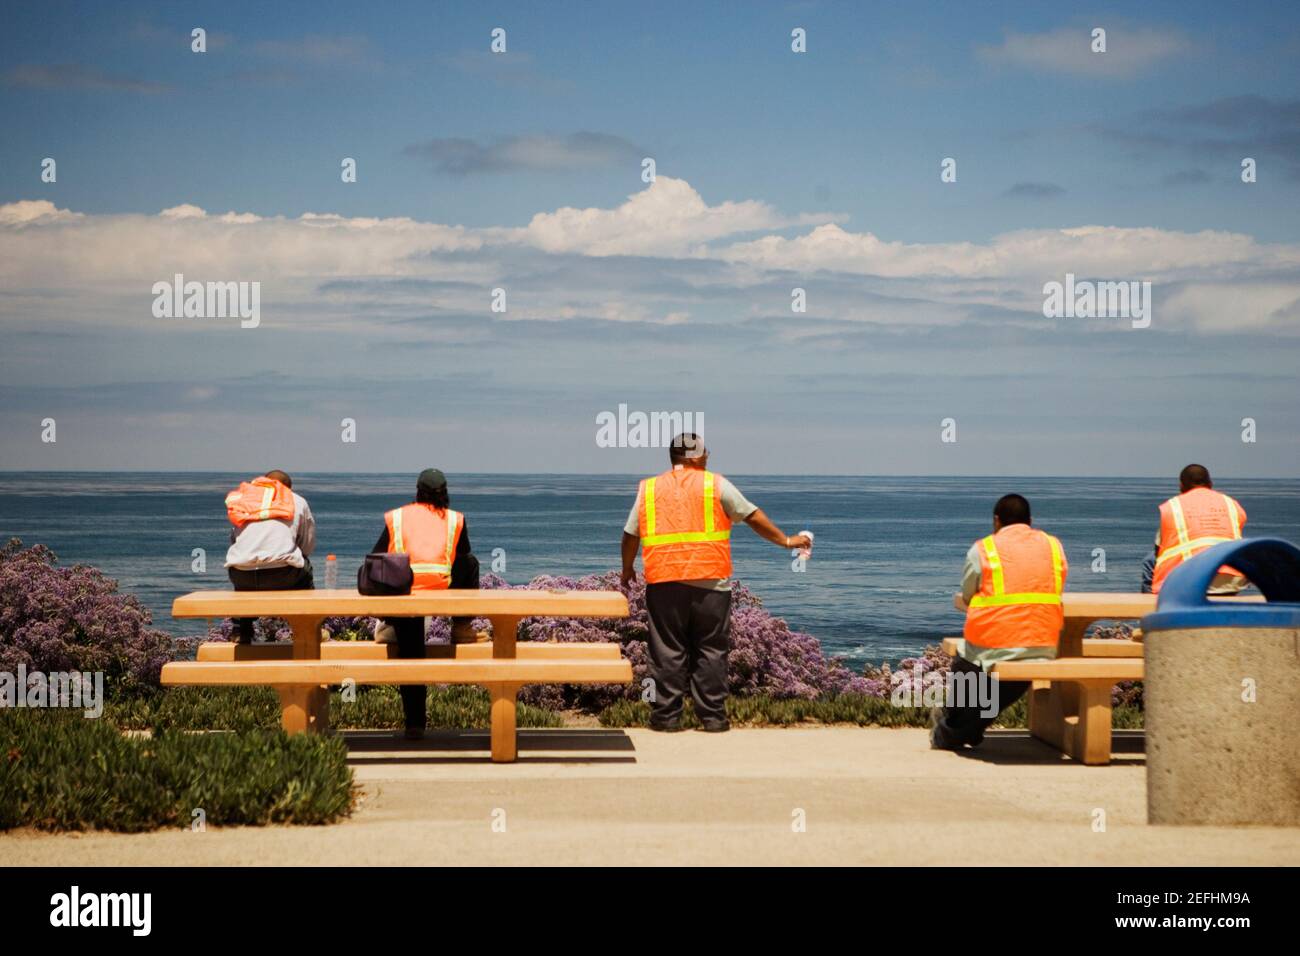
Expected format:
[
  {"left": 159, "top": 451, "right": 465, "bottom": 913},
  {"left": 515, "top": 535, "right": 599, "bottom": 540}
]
[{"left": 0, "top": 469, "right": 1293, "bottom": 481}]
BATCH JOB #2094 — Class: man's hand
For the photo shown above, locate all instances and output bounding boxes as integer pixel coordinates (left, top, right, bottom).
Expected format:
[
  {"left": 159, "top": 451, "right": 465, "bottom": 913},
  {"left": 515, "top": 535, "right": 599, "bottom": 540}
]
[
  {"left": 787, "top": 533, "right": 812, "bottom": 550},
  {"left": 620, "top": 532, "right": 640, "bottom": 589},
  {"left": 952, "top": 591, "right": 969, "bottom": 612}
]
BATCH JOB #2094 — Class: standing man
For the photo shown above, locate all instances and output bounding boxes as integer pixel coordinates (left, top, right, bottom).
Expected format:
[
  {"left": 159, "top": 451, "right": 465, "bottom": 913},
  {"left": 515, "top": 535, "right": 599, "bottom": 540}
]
[
  {"left": 932, "top": 493, "right": 1067, "bottom": 750},
  {"left": 224, "top": 470, "right": 316, "bottom": 643},
  {"left": 620, "top": 433, "right": 811, "bottom": 733},
  {"left": 372, "top": 469, "right": 481, "bottom": 738},
  {"left": 1150, "top": 464, "right": 1247, "bottom": 595}
]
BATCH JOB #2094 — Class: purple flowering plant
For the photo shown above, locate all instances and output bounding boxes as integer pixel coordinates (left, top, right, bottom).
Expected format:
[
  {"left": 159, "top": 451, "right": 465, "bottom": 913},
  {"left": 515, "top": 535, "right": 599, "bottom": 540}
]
[{"left": 0, "top": 539, "right": 179, "bottom": 693}]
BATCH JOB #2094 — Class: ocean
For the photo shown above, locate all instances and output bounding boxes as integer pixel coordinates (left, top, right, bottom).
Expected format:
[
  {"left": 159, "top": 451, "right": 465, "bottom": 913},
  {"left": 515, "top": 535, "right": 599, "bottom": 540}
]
[{"left": 2, "top": 473, "right": 1298, "bottom": 666}]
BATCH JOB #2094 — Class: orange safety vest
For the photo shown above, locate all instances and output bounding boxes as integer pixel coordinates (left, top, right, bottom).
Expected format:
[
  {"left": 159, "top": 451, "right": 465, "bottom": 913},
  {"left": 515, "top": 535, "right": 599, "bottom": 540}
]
[
  {"left": 385, "top": 503, "right": 463, "bottom": 591},
  {"left": 1151, "top": 487, "right": 1246, "bottom": 593},
  {"left": 225, "top": 477, "right": 295, "bottom": 527},
  {"left": 637, "top": 468, "right": 732, "bottom": 584},
  {"left": 964, "top": 524, "right": 1067, "bottom": 649}
]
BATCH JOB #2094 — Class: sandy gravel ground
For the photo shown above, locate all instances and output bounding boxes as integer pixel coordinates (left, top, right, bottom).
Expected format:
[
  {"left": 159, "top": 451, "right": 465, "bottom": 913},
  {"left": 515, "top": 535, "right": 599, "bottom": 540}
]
[{"left": 4, "top": 727, "right": 1298, "bottom": 866}]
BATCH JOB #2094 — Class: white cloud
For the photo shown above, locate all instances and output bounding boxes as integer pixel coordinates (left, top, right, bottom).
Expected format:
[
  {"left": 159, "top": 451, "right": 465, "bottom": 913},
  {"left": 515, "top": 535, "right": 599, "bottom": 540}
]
[
  {"left": 719, "top": 222, "right": 1299, "bottom": 282},
  {"left": 977, "top": 25, "right": 1191, "bottom": 78},
  {"left": 159, "top": 204, "right": 207, "bottom": 219},
  {"left": 514, "top": 176, "right": 840, "bottom": 256},
  {"left": 0, "top": 199, "right": 82, "bottom": 225},
  {"left": 1, "top": 181, "right": 1298, "bottom": 336}
]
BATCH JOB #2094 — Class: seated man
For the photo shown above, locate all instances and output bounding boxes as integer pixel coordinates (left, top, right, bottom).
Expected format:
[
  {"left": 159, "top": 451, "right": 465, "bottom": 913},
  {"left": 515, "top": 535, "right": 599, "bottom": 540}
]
[
  {"left": 932, "top": 493, "right": 1068, "bottom": 750},
  {"left": 1150, "top": 464, "right": 1248, "bottom": 595},
  {"left": 224, "top": 470, "right": 316, "bottom": 643},
  {"left": 371, "top": 469, "right": 480, "bottom": 738}
]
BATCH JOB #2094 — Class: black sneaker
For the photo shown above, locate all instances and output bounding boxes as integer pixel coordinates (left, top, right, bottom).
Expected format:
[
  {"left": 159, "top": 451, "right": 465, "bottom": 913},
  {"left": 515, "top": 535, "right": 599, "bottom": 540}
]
[
  {"left": 648, "top": 720, "right": 684, "bottom": 733},
  {"left": 699, "top": 721, "right": 730, "bottom": 733}
]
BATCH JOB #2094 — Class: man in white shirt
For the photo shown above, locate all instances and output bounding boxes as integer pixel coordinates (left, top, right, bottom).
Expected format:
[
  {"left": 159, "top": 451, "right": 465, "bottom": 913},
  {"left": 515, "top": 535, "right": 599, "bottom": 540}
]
[{"left": 224, "top": 469, "right": 316, "bottom": 643}]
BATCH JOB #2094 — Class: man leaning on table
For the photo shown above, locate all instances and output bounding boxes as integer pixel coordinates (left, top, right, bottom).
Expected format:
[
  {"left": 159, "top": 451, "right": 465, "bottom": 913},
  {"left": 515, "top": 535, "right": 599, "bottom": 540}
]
[
  {"left": 224, "top": 470, "right": 316, "bottom": 644},
  {"left": 931, "top": 493, "right": 1068, "bottom": 751},
  {"left": 620, "top": 433, "right": 811, "bottom": 734}
]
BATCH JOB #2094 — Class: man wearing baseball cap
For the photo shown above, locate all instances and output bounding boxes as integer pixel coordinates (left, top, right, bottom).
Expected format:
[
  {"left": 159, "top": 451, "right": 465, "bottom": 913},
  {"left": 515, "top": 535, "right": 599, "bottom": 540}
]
[{"left": 372, "top": 468, "right": 481, "bottom": 737}]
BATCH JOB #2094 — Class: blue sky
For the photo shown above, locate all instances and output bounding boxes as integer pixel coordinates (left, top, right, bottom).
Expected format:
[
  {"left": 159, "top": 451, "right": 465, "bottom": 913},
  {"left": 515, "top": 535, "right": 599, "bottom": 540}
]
[{"left": 2, "top": 0, "right": 1299, "bottom": 475}]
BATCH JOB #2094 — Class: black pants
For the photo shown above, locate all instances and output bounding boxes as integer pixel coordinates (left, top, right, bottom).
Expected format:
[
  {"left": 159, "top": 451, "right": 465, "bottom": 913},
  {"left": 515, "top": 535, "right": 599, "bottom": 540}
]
[
  {"left": 227, "top": 561, "right": 314, "bottom": 642},
  {"left": 388, "top": 552, "right": 480, "bottom": 730},
  {"left": 644, "top": 581, "right": 732, "bottom": 728},
  {"left": 931, "top": 655, "right": 1029, "bottom": 748}
]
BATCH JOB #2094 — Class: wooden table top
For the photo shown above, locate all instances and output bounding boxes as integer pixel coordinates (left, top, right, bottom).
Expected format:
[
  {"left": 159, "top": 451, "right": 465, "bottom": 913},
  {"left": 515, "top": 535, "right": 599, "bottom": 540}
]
[
  {"left": 172, "top": 588, "right": 629, "bottom": 620},
  {"left": 1061, "top": 592, "right": 1261, "bottom": 619}
]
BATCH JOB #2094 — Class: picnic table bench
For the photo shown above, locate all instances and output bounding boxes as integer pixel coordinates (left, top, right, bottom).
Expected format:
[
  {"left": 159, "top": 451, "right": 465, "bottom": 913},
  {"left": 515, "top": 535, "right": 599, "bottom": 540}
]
[
  {"left": 943, "top": 592, "right": 1260, "bottom": 765},
  {"left": 162, "top": 589, "right": 632, "bottom": 762}
]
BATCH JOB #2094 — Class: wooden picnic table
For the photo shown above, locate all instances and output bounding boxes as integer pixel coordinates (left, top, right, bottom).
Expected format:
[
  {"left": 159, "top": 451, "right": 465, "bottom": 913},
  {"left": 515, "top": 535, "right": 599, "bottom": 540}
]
[
  {"left": 1043, "top": 592, "right": 1259, "bottom": 762},
  {"left": 166, "top": 588, "right": 631, "bottom": 761},
  {"left": 943, "top": 592, "right": 1262, "bottom": 764},
  {"left": 1057, "top": 591, "right": 1261, "bottom": 652}
]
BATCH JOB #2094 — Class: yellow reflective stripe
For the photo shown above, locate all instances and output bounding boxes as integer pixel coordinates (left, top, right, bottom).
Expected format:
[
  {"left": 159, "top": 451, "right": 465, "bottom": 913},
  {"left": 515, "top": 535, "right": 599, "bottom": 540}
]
[
  {"left": 982, "top": 535, "right": 1004, "bottom": 596},
  {"left": 968, "top": 593, "right": 1063, "bottom": 608},
  {"left": 640, "top": 472, "right": 730, "bottom": 547},
  {"left": 1154, "top": 536, "right": 1234, "bottom": 566},
  {"left": 257, "top": 486, "right": 275, "bottom": 521},
  {"left": 973, "top": 533, "right": 1062, "bottom": 607},
  {"left": 411, "top": 563, "right": 451, "bottom": 573},
  {"left": 703, "top": 471, "right": 715, "bottom": 534},
  {"left": 642, "top": 530, "right": 731, "bottom": 546},
  {"left": 644, "top": 478, "right": 656, "bottom": 537},
  {"left": 391, "top": 509, "right": 404, "bottom": 553},
  {"left": 1169, "top": 497, "right": 1191, "bottom": 547},
  {"left": 445, "top": 510, "right": 459, "bottom": 565},
  {"left": 1227, "top": 498, "right": 1243, "bottom": 539},
  {"left": 1048, "top": 535, "right": 1064, "bottom": 594}
]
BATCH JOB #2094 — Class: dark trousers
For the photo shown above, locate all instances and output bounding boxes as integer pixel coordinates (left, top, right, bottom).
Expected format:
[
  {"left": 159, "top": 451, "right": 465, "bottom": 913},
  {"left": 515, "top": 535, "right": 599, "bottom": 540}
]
[
  {"left": 227, "top": 560, "right": 314, "bottom": 642},
  {"left": 389, "top": 552, "right": 480, "bottom": 730},
  {"left": 644, "top": 581, "right": 732, "bottom": 727},
  {"left": 931, "top": 655, "right": 1029, "bottom": 748}
]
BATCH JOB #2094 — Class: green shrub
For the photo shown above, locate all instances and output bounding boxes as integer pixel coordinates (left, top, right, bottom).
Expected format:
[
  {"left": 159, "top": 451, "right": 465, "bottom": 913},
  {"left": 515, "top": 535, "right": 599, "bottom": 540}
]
[
  {"left": 598, "top": 693, "right": 1145, "bottom": 730},
  {"left": 106, "top": 685, "right": 283, "bottom": 732},
  {"left": 0, "top": 708, "right": 355, "bottom": 832},
  {"left": 329, "top": 685, "right": 563, "bottom": 731},
  {"left": 106, "top": 685, "right": 563, "bottom": 733}
]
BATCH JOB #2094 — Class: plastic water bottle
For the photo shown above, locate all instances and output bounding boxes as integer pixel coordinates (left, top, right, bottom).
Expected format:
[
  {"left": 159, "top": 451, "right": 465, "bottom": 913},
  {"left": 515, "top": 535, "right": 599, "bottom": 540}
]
[
  {"left": 795, "top": 530, "right": 814, "bottom": 561},
  {"left": 324, "top": 554, "right": 338, "bottom": 589}
]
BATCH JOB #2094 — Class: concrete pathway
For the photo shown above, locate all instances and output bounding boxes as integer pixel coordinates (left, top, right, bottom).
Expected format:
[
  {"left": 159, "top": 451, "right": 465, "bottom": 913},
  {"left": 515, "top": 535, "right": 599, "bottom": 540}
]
[{"left": 4, "top": 727, "right": 1298, "bottom": 865}]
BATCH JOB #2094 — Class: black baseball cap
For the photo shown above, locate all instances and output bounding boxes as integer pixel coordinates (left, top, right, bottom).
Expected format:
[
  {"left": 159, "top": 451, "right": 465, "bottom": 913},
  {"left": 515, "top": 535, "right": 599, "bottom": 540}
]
[{"left": 417, "top": 469, "right": 447, "bottom": 496}]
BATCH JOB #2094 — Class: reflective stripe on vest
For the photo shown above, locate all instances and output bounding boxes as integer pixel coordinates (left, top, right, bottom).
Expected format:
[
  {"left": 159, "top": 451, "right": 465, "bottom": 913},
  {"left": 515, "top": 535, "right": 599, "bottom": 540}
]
[
  {"left": 1154, "top": 493, "right": 1242, "bottom": 568},
  {"left": 225, "top": 477, "right": 294, "bottom": 527},
  {"left": 641, "top": 471, "right": 732, "bottom": 546},
  {"left": 967, "top": 533, "right": 1064, "bottom": 608},
  {"left": 390, "top": 506, "right": 459, "bottom": 579},
  {"left": 257, "top": 486, "right": 276, "bottom": 521}
]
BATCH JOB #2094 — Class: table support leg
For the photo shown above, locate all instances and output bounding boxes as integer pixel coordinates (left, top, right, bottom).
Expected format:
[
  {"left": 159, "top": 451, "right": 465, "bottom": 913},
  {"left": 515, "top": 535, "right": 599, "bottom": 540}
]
[
  {"left": 1030, "top": 618, "right": 1091, "bottom": 750},
  {"left": 278, "top": 615, "right": 328, "bottom": 734},
  {"left": 487, "top": 616, "right": 521, "bottom": 659},
  {"left": 1071, "top": 681, "right": 1114, "bottom": 766},
  {"left": 1029, "top": 680, "right": 1114, "bottom": 765},
  {"left": 488, "top": 682, "right": 521, "bottom": 762}
]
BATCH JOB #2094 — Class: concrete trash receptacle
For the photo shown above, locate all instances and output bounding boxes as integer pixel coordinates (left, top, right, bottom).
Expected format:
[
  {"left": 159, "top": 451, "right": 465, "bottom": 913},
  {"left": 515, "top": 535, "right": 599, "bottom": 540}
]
[{"left": 1142, "top": 537, "right": 1300, "bottom": 826}]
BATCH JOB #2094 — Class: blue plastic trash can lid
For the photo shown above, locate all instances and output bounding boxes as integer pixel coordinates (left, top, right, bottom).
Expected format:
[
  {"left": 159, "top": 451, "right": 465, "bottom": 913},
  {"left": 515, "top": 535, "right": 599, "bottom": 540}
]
[{"left": 1142, "top": 537, "right": 1300, "bottom": 632}]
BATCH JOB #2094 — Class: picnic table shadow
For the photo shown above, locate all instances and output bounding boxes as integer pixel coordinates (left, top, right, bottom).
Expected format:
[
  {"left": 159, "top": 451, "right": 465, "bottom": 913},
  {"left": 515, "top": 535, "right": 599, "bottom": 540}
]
[
  {"left": 949, "top": 729, "right": 1145, "bottom": 767},
  {"left": 340, "top": 728, "right": 638, "bottom": 764}
]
